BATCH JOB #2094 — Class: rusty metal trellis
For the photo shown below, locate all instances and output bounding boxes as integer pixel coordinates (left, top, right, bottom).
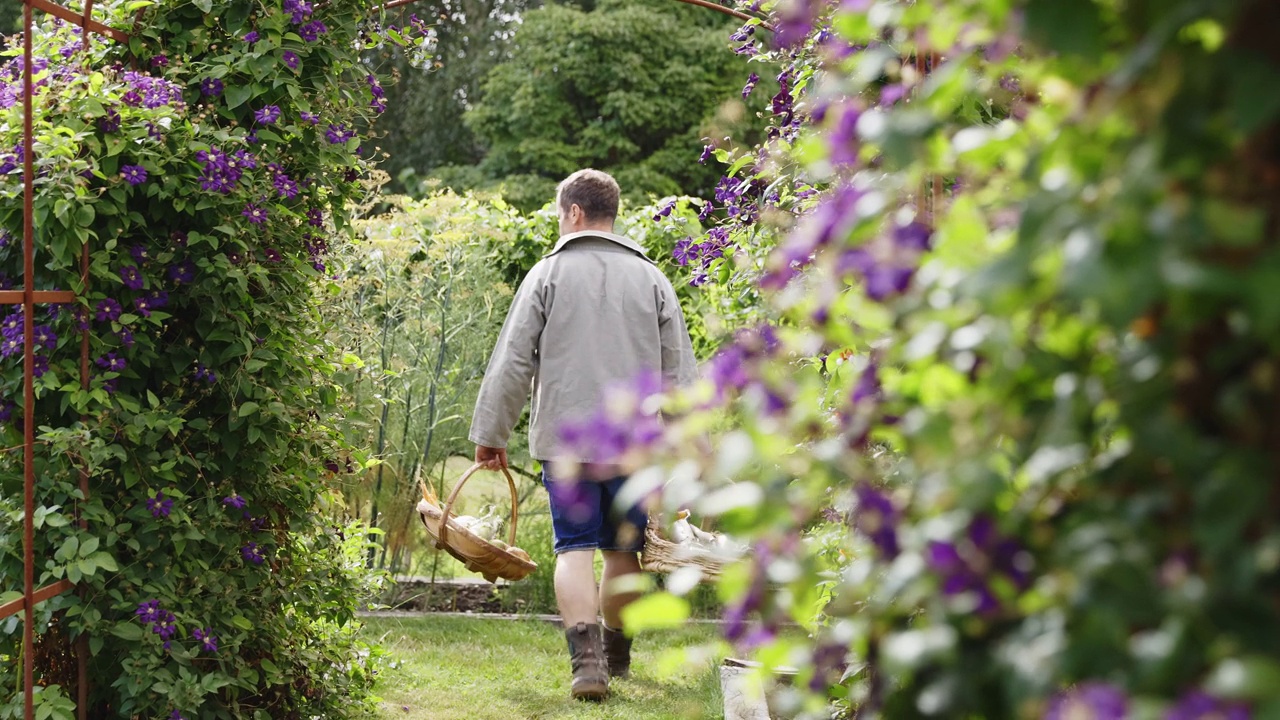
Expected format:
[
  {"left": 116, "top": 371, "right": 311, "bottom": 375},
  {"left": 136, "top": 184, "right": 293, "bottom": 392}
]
[{"left": 0, "top": 3, "right": 107, "bottom": 719}]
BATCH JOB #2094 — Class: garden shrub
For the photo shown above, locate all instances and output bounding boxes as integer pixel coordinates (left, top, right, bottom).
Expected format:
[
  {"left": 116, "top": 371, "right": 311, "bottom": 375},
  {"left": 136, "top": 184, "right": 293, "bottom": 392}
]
[{"left": 0, "top": 1, "right": 428, "bottom": 716}]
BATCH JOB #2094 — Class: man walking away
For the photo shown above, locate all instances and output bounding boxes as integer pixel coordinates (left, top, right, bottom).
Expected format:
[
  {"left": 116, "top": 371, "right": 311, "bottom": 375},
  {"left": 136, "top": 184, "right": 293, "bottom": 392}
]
[{"left": 469, "top": 169, "right": 697, "bottom": 701}]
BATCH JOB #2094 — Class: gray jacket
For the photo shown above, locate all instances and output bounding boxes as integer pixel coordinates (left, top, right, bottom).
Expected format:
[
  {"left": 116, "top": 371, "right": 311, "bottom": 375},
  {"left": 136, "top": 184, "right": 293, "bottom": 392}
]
[{"left": 469, "top": 230, "right": 697, "bottom": 461}]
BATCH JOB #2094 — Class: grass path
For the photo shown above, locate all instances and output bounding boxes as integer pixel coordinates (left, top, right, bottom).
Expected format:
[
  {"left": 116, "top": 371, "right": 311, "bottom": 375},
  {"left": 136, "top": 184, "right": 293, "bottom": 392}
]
[{"left": 360, "top": 614, "right": 727, "bottom": 720}]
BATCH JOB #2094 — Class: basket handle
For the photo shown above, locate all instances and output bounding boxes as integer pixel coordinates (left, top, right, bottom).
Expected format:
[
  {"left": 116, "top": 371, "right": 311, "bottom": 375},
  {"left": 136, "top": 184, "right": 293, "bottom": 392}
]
[{"left": 437, "top": 462, "right": 520, "bottom": 550}]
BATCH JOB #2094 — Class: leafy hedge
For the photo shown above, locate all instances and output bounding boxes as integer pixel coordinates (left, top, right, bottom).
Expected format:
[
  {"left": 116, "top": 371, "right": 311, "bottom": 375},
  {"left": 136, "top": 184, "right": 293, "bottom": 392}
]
[{"left": 0, "top": 1, "right": 425, "bottom": 716}]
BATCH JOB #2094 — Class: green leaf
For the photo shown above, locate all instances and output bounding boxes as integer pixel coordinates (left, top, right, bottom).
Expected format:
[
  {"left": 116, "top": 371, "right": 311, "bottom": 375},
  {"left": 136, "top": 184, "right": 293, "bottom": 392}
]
[
  {"left": 78, "top": 536, "right": 99, "bottom": 557},
  {"left": 232, "top": 615, "right": 253, "bottom": 631},
  {"left": 110, "top": 623, "right": 143, "bottom": 641},
  {"left": 619, "top": 592, "right": 689, "bottom": 633},
  {"left": 89, "top": 552, "right": 118, "bottom": 573},
  {"left": 193, "top": 0, "right": 212, "bottom": 12},
  {"left": 55, "top": 536, "right": 79, "bottom": 562},
  {"left": 225, "top": 83, "right": 253, "bottom": 110},
  {"left": 238, "top": 402, "right": 260, "bottom": 417}
]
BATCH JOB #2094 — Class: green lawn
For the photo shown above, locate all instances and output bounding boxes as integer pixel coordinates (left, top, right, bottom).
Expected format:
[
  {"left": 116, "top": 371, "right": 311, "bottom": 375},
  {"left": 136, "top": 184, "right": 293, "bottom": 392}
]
[{"left": 361, "top": 614, "right": 728, "bottom": 720}]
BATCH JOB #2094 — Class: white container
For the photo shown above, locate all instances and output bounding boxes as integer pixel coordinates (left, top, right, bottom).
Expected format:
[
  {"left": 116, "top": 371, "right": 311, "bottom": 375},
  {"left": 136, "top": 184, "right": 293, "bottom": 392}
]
[{"left": 721, "top": 658, "right": 798, "bottom": 720}]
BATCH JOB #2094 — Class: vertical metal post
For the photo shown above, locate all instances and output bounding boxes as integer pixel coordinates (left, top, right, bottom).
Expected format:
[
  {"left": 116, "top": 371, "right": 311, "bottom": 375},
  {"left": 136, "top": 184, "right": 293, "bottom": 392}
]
[
  {"left": 77, "top": 7, "right": 96, "bottom": 718},
  {"left": 22, "top": 2, "right": 37, "bottom": 715}
]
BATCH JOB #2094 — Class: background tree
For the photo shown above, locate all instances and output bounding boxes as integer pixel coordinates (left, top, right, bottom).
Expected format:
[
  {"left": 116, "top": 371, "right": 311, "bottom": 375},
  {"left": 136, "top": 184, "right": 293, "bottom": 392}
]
[
  {"left": 433, "top": 0, "right": 765, "bottom": 210},
  {"left": 375, "top": 0, "right": 539, "bottom": 189},
  {"left": 0, "top": 5, "right": 17, "bottom": 36}
]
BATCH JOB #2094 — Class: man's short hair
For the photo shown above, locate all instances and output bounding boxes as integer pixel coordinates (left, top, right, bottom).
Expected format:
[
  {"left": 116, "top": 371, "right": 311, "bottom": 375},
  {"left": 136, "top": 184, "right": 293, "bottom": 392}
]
[{"left": 556, "top": 169, "right": 620, "bottom": 223}]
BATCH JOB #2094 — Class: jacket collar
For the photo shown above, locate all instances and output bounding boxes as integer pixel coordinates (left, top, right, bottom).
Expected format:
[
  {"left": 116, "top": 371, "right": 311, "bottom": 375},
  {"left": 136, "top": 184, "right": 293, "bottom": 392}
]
[{"left": 546, "top": 230, "right": 655, "bottom": 264}]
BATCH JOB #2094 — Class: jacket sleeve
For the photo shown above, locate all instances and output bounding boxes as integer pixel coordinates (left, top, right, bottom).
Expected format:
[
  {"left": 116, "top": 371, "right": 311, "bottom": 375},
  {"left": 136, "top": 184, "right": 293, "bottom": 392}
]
[
  {"left": 469, "top": 265, "right": 547, "bottom": 449},
  {"left": 657, "top": 278, "right": 698, "bottom": 387}
]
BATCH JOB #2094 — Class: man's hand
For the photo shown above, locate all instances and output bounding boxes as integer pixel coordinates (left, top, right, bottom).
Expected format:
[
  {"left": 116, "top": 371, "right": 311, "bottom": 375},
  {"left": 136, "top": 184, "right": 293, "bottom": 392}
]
[{"left": 475, "top": 445, "right": 509, "bottom": 471}]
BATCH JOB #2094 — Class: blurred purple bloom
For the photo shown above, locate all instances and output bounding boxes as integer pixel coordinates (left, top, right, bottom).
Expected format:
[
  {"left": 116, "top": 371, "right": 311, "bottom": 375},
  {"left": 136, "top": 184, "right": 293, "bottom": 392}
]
[
  {"left": 120, "top": 266, "right": 143, "bottom": 291},
  {"left": 121, "top": 165, "right": 148, "bottom": 186},
  {"left": 241, "top": 542, "right": 265, "bottom": 565},
  {"left": 253, "top": 105, "right": 281, "bottom": 125},
  {"left": 893, "top": 221, "right": 932, "bottom": 252},
  {"left": 880, "top": 83, "right": 907, "bottom": 107},
  {"left": 809, "top": 642, "right": 849, "bottom": 693},
  {"left": 283, "top": 51, "right": 300, "bottom": 70},
  {"left": 134, "top": 290, "right": 167, "bottom": 318},
  {"left": 168, "top": 260, "right": 195, "bottom": 285},
  {"left": 242, "top": 204, "right": 268, "bottom": 224},
  {"left": 762, "top": 0, "right": 814, "bottom": 49},
  {"left": 828, "top": 103, "right": 861, "bottom": 167},
  {"left": 300, "top": 20, "right": 328, "bottom": 42},
  {"left": 852, "top": 483, "right": 899, "bottom": 558},
  {"left": 200, "top": 77, "right": 223, "bottom": 97},
  {"left": 1165, "top": 691, "right": 1250, "bottom": 720},
  {"left": 99, "top": 106, "right": 121, "bottom": 133},
  {"left": 146, "top": 492, "right": 173, "bottom": 518},
  {"left": 96, "top": 352, "right": 126, "bottom": 373},
  {"left": 194, "top": 364, "right": 217, "bottom": 384},
  {"left": 192, "top": 627, "right": 218, "bottom": 653},
  {"left": 0, "top": 313, "right": 21, "bottom": 337},
  {"left": 673, "top": 238, "right": 696, "bottom": 266},
  {"left": 273, "top": 172, "right": 299, "bottom": 199},
  {"left": 136, "top": 599, "right": 161, "bottom": 623},
  {"left": 926, "top": 515, "right": 1032, "bottom": 614},
  {"left": 223, "top": 493, "right": 247, "bottom": 509},
  {"left": 32, "top": 324, "right": 57, "bottom": 351},
  {"left": 742, "top": 72, "right": 759, "bottom": 99},
  {"left": 325, "top": 123, "right": 354, "bottom": 144},
  {"left": 243, "top": 31, "right": 259, "bottom": 44},
  {"left": 698, "top": 144, "right": 713, "bottom": 164}
]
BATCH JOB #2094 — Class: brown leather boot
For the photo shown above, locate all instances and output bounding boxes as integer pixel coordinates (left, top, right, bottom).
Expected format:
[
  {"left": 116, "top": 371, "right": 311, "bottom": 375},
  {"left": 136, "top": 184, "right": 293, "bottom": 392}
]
[
  {"left": 603, "top": 625, "right": 632, "bottom": 679},
  {"left": 565, "top": 622, "right": 609, "bottom": 701}
]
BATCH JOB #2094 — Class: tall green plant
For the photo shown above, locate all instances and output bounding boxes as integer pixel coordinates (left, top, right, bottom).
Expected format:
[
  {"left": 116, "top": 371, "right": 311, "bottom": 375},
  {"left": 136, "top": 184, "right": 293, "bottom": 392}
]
[
  {"left": 332, "top": 192, "right": 512, "bottom": 574},
  {"left": 0, "top": 2, "right": 426, "bottom": 716}
]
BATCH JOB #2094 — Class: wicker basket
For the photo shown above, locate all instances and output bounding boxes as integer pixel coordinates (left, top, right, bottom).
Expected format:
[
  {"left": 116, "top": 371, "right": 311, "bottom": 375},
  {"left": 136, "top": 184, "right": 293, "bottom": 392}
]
[
  {"left": 641, "top": 513, "right": 741, "bottom": 579},
  {"left": 417, "top": 463, "right": 537, "bottom": 584}
]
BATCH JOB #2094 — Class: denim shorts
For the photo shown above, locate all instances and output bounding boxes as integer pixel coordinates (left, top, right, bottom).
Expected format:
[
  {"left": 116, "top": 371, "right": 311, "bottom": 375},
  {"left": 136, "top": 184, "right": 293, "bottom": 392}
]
[{"left": 541, "top": 466, "right": 648, "bottom": 554}]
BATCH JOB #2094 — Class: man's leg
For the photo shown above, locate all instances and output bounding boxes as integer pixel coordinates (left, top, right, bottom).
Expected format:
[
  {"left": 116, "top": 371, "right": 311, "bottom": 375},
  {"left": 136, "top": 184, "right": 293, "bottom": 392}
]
[
  {"left": 597, "top": 473, "right": 649, "bottom": 679},
  {"left": 600, "top": 550, "right": 642, "bottom": 628},
  {"left": 543, "top": 467, "right": 609, "bottom": 700},
  {"left": 600, "top": 551, "right": 641, "bottom": 679},
  {"left": 555, "top": 549, "right": 599, "bottom": 627}
]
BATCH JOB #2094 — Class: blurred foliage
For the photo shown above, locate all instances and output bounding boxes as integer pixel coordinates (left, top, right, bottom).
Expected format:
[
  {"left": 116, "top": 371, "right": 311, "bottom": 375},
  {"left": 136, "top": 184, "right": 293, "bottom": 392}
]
[{"left": 591, "top": 0, "right": 1280, "bottom": 717}]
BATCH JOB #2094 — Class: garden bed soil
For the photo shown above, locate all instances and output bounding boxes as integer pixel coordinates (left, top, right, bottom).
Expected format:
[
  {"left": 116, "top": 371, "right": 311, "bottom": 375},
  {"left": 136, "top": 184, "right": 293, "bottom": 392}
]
[{"left": 382, "top": 576, "right": 523, "bottom": 614}]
